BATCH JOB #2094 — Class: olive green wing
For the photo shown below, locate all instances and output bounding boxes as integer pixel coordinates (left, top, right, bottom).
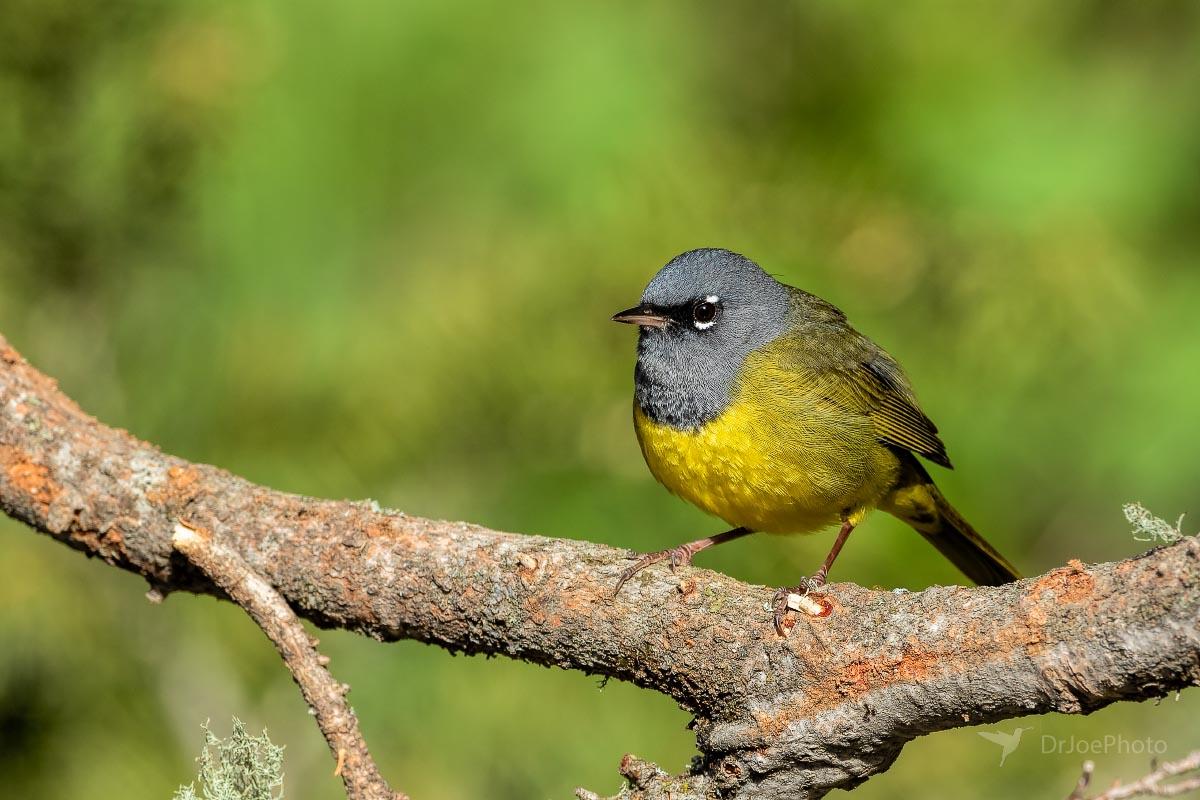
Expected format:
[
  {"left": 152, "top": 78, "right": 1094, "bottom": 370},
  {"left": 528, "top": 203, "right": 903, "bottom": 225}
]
[{"left": 776, "top": 320, "right": 953, "bottom": 469}]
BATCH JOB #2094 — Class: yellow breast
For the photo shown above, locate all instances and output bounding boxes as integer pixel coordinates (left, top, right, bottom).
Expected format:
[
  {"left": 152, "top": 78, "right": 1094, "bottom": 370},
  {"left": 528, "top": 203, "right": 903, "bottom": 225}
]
[{"left": 633, "top": 357, "right": 900, "bottom": 533}]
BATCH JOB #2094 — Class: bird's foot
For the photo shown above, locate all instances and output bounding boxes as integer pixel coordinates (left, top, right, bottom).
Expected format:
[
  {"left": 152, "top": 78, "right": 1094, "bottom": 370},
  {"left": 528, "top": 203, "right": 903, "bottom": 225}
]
[
  {"left": 612, "top": 544, "right": 702, "bottom": 597},
  {"left": 772, "top": 570, "right": 832, "bottom": 635}
]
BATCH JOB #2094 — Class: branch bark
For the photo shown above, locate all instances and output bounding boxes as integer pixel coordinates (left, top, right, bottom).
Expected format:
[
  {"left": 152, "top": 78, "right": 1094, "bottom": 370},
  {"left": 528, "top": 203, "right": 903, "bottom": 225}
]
[{"left": 1, "top": 333, "right": 1197, "bottom": 799}]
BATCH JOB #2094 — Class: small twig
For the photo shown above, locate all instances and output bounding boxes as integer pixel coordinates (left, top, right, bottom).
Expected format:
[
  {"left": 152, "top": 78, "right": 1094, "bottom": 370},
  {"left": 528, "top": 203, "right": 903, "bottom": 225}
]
[
  {"left": 1068, "top": 761, "right": 1095, "bottom": 799},
  {"left": 1069, "top": 750, "right": 1200, "bottom": 799},
  {"left": 173, "top": 522, "right": 407, "bottom": 800}
]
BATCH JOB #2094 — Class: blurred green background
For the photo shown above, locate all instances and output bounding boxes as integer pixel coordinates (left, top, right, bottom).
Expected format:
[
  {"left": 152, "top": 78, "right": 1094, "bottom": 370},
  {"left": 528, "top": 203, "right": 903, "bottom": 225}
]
[{"left": 2, "top": 1, "right": 1198, "bottom": 798}]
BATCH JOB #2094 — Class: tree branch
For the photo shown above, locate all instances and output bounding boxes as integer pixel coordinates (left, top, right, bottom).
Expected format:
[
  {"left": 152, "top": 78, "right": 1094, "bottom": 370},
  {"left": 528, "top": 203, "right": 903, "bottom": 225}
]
[
  {"left": 172, "top": 521, "right": 406, "bottom": 800},
  {"left": 1, "top": 333, "right": 1197, "bottom": 799},
  {"left": 1068, "top": 750, "right": 1200, "bottom": 799}
]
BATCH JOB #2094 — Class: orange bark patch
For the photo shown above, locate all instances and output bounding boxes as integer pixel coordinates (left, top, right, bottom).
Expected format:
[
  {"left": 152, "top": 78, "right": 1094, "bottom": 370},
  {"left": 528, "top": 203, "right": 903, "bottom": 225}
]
[
  {"left": 561, "top": 587, "right": 597, "bottom": 617},
  {"left": 832, "top": 645, "right": 947, "bottom": 696},
  {"left": 3, "top": 450, "right": 61, "bottom": 513},
  {"left": 515, "top": 553, "right": 542, "bottom": 584},
  {"left": 749, "top": 643, "right": 950, "bottom": 740},
  {"left": 168, "top": 465, "right": 200, "bottom": 491},
  {"left": 1027, "top": 561, "right": 1096, "bottom": 605},
  {"left": 149, "top": 465, "right": 202, "bottom": 506},
  {"left": 753, "top": 706, "right": 796, "bottom": 739},
  {"left": 72, "top": 527, "right": 127, "bottom": 562}
]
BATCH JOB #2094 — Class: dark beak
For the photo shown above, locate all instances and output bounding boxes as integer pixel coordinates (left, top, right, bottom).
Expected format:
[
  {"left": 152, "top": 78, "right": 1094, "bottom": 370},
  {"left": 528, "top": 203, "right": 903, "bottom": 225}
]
[{"left": 612, "top": 305, "right": 670, "bottom": 329}]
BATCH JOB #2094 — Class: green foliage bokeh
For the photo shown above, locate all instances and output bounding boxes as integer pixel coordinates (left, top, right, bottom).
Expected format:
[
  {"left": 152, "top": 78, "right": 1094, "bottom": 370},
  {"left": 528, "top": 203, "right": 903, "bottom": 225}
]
[{"left": 2, "top": 2, "right": 1198, "bottom": 798}]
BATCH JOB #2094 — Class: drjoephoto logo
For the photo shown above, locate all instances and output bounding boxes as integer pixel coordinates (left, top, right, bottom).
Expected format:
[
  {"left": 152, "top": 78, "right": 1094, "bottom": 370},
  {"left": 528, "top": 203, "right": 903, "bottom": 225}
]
[
  {"left": 1041, "top": 734, "right": 1168, "bottom": 757},
  {"left": 978, "top": 727, "right": 1032, "bottom": 766},
  {"left": 979, "top": 726, "right": 1168, "bottom": 766}
]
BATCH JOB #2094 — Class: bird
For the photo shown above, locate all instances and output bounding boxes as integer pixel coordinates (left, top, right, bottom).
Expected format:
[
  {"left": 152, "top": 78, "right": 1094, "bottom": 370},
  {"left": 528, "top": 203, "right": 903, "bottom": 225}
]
[
  {"left": 610, "top": 248, "right": 1019, "bottom": 633},
  {"left": 977, "top": 727, "right": 1032, "bottom": 766}
]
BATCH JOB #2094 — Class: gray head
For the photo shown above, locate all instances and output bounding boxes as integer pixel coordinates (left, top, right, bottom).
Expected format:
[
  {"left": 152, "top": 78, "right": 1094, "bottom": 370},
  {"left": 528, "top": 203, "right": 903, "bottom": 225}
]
[{"left": 613, "top": 248, "right": 793, "bottom": 429}]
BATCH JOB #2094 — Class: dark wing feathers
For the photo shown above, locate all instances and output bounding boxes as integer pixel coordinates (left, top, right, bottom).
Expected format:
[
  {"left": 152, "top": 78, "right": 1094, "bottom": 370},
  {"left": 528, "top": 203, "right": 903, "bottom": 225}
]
[
  {"left": 869, "top": 380, "right": 951, "bottom": 467},
  {"left": 857, "top": 356, "right": 952, "bottom": 468}
]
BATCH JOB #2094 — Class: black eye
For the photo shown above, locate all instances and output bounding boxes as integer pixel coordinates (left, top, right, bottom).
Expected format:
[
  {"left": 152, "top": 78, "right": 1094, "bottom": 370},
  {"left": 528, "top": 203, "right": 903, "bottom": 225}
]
[{"left": 692, "top": 299, "right": 719, "bottom": 326}]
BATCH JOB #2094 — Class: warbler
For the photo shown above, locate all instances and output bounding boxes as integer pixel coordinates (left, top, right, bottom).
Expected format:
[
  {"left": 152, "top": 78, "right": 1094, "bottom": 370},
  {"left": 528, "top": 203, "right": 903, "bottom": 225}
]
[{"left": 611, "top": 248, "right": 1019, "bottom": 632}]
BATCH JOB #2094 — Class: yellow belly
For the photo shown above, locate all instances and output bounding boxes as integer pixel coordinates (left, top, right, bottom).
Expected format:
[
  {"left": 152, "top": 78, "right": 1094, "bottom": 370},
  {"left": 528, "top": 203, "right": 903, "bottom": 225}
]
[{"left": 634, "top": 370, "right": 900, "bottom": 533}]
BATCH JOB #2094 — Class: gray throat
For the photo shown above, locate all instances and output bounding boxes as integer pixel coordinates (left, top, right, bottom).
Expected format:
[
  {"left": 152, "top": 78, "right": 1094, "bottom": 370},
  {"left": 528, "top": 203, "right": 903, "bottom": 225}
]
[
  {"left": 634, "top": 308, "right": 792, "bottom": 430},
  {"left": 634, "top": 350, "right": 734, "bottom": 430}
]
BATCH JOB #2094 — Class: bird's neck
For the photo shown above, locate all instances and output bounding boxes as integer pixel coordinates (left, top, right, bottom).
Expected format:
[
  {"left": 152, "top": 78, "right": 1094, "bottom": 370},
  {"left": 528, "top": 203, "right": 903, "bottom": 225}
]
[{"left": 633, "top": 347, "right": 734, "bottom": 430}]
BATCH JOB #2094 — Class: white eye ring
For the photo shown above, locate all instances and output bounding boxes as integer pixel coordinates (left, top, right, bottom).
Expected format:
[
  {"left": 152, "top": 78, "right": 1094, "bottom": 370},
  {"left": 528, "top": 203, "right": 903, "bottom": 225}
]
[{"left": 693, "top": 295, "right": 720, "bottom": 330}]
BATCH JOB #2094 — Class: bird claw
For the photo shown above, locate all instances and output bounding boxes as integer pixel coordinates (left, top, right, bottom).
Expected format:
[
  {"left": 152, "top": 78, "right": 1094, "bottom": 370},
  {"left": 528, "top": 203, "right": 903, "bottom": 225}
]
[
  {"left": 612, "top": 545, "right": 697, "bottom": 597},
  {"left": 772, "top": 573, "right": 830, "bottom": 635},
  {"left": 796, "top": 575, "right": 826, "bottom": 594}
]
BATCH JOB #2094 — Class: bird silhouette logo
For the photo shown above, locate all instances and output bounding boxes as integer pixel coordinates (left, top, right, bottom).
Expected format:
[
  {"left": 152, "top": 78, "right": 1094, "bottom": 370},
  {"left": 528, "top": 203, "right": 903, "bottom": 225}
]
[{"left": 978, "top": 727, "right": 1032, "bottom": 766}]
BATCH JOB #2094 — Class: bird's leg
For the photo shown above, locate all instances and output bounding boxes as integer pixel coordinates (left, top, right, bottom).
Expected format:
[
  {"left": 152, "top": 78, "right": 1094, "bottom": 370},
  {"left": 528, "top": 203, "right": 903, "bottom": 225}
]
[
  {"left": 612, "top": 527, "right": 753, "bottom": 597},
  {"left": 772, "top": 519, "right": 856, "bottom": 635}
]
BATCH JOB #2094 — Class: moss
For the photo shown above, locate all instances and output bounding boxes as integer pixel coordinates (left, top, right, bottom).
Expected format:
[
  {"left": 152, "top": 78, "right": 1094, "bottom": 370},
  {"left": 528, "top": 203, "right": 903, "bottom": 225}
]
[{"left": 704, "top": 585, "right": 725, "bottom": 613}]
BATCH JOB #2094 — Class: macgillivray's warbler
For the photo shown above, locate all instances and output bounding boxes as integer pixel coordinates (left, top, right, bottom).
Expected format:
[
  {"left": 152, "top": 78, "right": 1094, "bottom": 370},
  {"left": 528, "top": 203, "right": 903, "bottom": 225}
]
[{"left": 611, "top": 248, "right": 1019, "bottom": 633}]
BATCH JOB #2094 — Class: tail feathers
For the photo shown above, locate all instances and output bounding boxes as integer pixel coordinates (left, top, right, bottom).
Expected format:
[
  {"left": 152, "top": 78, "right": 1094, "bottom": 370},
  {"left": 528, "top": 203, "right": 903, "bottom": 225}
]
[
  {"left": 882, "top": 458, "right": 1020, "bottom": 586},
  {"left": 920, "top": 485, "right": 1020, "bottom": 586}
]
